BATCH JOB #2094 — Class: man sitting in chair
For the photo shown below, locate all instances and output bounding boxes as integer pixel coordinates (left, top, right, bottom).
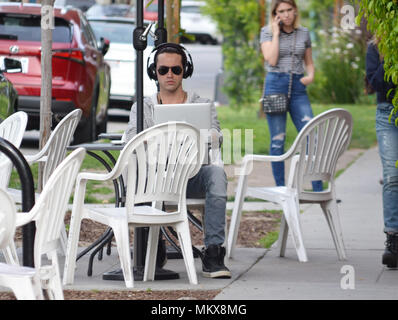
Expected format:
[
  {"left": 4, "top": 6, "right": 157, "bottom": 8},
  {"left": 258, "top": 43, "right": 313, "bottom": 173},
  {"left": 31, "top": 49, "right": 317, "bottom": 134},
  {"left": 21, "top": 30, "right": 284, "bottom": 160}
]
[{"left": 124, "top": 43, "right": 231, "bottom": 279}]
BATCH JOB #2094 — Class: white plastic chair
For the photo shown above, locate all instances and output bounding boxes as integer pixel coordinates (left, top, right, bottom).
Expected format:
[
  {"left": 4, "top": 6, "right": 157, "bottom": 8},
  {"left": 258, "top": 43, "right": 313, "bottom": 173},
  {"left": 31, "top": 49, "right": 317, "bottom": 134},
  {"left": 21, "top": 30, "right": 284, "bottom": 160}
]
[
  {"left": 7, "top": 109, "right": 82, "bottom": 257},
  {"left": 63, "top": 122, "right": 203, "bottom": 288},
  {"left": 0, "top": 111, "right": 28, "bottom": 265},
  {"left": 0, "top": 111, "right": 28, "bottom": 189},
  {"left": 227, "top": 108, "right": 353, "bottom": 262},
  {"left": 0, "top": 189, "right": 44, "bottom": 300},
  {"left": 9, "top": 148, "right": 85, "bottom": 299}
]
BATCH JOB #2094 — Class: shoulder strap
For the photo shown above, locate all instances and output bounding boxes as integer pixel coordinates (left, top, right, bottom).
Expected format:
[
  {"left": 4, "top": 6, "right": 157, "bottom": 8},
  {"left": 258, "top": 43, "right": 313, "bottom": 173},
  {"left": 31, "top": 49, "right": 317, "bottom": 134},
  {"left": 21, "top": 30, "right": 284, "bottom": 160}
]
[{"left": 287, "top": 30, "right": 297, "bottom": 99}]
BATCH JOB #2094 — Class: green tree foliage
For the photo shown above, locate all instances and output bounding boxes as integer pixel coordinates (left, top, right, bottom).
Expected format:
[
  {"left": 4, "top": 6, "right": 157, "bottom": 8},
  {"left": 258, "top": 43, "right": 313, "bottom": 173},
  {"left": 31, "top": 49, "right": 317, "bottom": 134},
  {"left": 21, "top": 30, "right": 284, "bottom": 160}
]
[
  {"left": 201, "top": 0, "right": 264, "bottom": 108},
  {"left": 356, "top": 0, "right": 398, "bottom": 119}
]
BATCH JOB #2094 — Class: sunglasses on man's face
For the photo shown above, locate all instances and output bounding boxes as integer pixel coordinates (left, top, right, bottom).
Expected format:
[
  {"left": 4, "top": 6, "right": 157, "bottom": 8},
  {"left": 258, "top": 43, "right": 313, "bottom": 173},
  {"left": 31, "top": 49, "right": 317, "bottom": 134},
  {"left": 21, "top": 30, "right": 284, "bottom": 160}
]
[{"left": 157, "top": 65, "right": 183, "bottom": 76}]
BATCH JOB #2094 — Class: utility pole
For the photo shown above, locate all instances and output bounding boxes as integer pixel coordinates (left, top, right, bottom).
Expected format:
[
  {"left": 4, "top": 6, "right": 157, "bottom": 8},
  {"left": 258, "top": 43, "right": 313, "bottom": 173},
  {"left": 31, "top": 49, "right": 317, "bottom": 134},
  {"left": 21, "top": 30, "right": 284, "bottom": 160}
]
[{"left": 39, "top": 0, "right": 53, "bottom": 192}]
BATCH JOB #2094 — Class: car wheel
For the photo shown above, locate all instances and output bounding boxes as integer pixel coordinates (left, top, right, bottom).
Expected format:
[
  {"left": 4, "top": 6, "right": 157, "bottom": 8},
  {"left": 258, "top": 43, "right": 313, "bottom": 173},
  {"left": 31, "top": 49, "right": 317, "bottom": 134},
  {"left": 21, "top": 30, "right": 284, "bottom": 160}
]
[{"left": 73, "top": 91, "right": 98, "bottom": 144}]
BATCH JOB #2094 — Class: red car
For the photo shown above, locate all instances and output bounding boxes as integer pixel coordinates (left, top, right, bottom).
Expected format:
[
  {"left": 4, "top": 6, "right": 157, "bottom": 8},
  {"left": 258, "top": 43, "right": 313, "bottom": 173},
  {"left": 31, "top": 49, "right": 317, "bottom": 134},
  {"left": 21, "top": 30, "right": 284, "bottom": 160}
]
[{"left": 0, "top": 3, "right": 111, "bottom": 143}]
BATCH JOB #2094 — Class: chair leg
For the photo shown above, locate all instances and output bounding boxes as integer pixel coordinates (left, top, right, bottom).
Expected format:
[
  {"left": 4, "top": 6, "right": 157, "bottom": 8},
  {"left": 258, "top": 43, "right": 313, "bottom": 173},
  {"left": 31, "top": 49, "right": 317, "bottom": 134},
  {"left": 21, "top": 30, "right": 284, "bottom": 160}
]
[
  {"left": 227, "top": 174, "right": 248, "bottom": 258},
  {"left": 175, "top": 221, "right": 198, "bottom": 285},
  {"left": 276, "top": 214, "right": 289, "bottom": 258},
  {"left": 144, "top": 226, "right": 160, "bottom": 282},
  {"left": 43, "top": 253, "right": 64, "bottom": 300},
  {"left": 63, "top": 212, "right": 83, "bottom": 286},
  {"left": 321, "top": 200, "right": 347, "bottom": 260},
  {"left": 281, "top": 195, "right": 308, "bottom": 262},
  {"left": 58, "top": 222, "right": 68, "bottom": 256},
  {"left": 112, "top": 221, "right": 134, "bottom": 288}
]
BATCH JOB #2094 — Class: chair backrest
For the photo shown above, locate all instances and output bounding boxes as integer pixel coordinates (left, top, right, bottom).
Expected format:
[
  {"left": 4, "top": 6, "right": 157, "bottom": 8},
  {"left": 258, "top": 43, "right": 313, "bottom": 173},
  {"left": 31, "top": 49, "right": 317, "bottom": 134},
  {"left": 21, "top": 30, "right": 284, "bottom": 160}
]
[
  {"left": 0, "top": 111, "right": 28, "bottom": 188},
  {"left": 32, "top": 148, "right": 85, "bottom": 267},
  {"left": 0, "top": 188, "right": 17, "bottom": 250},
  {"left": 287, "top": 108, "right": 353, "bottom": 194},
  {"left": 41, "top": 109, "right": 82, "bottom": 186},
  {"left": 116, "top": 122, "right": 202, "bottom": 212}
]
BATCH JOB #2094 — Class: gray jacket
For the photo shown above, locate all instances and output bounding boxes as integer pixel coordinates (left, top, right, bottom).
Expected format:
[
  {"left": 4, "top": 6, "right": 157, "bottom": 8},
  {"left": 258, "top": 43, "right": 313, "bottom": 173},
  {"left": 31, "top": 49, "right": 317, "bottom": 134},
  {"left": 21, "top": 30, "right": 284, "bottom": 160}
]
[{"left": 124, "top": 91, "right": 222, "bottom": 142}]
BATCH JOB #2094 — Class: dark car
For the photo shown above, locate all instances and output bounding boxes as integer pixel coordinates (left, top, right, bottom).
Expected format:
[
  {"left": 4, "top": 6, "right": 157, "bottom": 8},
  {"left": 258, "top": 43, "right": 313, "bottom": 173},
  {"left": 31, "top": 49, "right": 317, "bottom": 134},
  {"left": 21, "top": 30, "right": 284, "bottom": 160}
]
[
  {"left": 0, "top": 3, "right": 111, "bottom": 143},
  {"left": 0, "top": 57, "right": 21, "bottom": 121}
]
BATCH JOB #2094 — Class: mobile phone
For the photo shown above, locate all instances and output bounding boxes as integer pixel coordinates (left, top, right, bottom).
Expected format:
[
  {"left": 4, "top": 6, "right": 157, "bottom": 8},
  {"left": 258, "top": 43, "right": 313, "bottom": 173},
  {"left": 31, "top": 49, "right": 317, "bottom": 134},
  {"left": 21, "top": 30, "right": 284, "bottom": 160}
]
[{"left": 279, "top": 21, "right": 284, "bottom": 28}]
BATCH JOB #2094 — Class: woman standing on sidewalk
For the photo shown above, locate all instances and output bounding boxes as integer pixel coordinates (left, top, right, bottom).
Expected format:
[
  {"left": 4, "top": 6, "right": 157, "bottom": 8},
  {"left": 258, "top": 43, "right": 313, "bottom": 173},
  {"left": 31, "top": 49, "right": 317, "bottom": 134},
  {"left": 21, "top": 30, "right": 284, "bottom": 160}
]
[
  {"left": 366, "top": 38, "right": 398, "bottom": 268},
  {"left": 260, "top": 0, "right": 322, "bottom": 190}
]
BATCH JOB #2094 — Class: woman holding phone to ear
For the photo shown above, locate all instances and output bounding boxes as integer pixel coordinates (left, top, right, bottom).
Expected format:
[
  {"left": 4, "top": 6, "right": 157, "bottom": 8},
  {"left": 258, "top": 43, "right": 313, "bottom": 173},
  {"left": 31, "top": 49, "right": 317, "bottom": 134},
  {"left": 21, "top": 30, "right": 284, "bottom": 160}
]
[{"left": 260, "top": 0, "right": 321, "bottom": 190}]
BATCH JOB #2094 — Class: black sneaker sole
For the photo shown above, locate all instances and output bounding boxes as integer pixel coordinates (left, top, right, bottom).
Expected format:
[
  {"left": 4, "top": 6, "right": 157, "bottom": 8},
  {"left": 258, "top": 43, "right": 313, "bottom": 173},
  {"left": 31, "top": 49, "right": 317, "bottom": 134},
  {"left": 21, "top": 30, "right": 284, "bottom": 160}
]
[{"left": 202, "top": 270, "right": 231, "bottom": 279}]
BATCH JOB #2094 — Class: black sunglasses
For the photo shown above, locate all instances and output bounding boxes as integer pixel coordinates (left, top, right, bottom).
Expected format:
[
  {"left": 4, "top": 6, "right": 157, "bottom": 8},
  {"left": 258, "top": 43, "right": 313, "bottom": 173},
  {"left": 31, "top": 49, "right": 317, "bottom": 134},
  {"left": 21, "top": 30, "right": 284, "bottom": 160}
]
[{"left": 157, "top": 65, "right": 183, "bottom": 76}]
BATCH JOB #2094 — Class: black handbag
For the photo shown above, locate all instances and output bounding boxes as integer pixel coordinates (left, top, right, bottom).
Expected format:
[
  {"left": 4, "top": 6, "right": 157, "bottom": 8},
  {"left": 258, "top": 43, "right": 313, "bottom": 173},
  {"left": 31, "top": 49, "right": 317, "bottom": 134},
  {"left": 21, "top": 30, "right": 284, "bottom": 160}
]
[{"left": 262, "top": 30, "right": 297, "bottom": 114}]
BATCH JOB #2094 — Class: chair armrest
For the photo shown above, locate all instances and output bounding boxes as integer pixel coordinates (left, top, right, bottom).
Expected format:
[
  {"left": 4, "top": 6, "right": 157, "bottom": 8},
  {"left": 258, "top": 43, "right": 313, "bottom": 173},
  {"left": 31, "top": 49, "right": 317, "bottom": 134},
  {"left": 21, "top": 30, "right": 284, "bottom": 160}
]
[
  {"left": 236, "top": 153, "right": 294, "bottom": 176},
  {"left": 25, "top": 154, "right": 48, "bottom": 165},
  {"left": 77, "top": 170, "right": 116, "bottom": 183},
  {"left": 15, "top": 211, "right": 35, "bottom": 227}
]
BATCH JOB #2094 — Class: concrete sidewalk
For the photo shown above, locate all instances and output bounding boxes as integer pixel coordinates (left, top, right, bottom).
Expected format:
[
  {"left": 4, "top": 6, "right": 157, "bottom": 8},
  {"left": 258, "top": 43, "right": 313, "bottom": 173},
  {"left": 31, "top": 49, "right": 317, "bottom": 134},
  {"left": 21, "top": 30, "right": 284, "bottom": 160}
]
[
  {"left": 3, "top": 147, "right": 397, "bottom": 300},
  {"left": 217, "top": 146, "right": 398, "bottom": 300}
]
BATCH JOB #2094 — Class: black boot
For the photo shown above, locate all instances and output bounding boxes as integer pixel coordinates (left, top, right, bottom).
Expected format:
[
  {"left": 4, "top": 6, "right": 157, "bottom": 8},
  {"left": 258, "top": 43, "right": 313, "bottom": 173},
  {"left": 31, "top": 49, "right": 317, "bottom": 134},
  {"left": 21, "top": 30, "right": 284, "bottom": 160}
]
[
  {"left": 382, "top": 232, "right": 398, "bottom": 268},
  {"left": 201, "top": 245, "right": 231, "bottom": 279}
]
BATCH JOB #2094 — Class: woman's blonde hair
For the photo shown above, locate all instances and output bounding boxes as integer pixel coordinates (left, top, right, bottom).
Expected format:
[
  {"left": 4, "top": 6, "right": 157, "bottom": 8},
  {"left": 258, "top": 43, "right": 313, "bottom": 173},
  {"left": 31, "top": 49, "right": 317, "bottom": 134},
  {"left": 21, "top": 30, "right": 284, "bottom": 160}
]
[{"left": 270, "top": 0, "right": 300, "bottom": 29}]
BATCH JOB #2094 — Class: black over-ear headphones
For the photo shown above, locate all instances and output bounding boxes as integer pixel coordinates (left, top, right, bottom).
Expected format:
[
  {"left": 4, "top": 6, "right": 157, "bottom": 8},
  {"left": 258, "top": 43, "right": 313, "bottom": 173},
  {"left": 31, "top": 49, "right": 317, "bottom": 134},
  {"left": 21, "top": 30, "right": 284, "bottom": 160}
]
[{"left": 147, "top": 42, "right": 194, "bottom": 81}]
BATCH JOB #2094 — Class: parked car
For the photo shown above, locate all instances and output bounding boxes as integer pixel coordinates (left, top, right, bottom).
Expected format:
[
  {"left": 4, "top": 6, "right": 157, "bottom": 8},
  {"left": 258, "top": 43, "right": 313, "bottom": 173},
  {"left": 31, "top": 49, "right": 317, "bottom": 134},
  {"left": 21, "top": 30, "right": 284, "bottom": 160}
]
[
  {"left": 0, "top": 57, "right": 21, "bottom": 121},
  {"left": 180, "top": 1, "right": 221, "bottom": 45},
  {"left": 54, "top": 0, "right": 96, "bottom": 13},
  {"left": 144, "top": 0, "right": 158, "bottom": 21},
  {"left": 0, "top": 3, "right": 111, "bottom": 143},
  {"left": 85, "top": 3, "right": 136, "bottom": 18},
  {"left": 88, "top": 17, "right": 157, "bottom": 110}
]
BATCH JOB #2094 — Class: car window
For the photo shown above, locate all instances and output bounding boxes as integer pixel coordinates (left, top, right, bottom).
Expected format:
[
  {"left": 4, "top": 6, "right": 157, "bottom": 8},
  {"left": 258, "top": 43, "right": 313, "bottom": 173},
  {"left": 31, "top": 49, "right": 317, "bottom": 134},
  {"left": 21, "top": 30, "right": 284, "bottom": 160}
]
[
  {"left": 80, "top": 16, "right": 97, "bottom": 48},
  {"left": 0, "top": 14, "right": 71, "bottom": 43},
  {"left": 89, "top": 20, "right": 154, "bottom": 46}
]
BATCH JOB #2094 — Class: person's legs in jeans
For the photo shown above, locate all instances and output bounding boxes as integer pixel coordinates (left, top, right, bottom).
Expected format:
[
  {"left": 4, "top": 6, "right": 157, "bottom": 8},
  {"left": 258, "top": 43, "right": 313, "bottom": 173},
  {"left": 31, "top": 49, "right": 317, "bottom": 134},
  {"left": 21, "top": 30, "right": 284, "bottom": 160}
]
[
  {"left": 186, "top": 165, "right": 231, "bottom": 277},
  {"left": 266, "top": 113, "right": 288, "bottom": 186},
  {"left": 264, "top": 72, "right": 289, "bottom": 186},
  {"left": 376, "top": 104, "right": 398, "bottom": 233},
  {"left": 376, "top": 103, "right": 398, "bottom": 267},
  {"left": 289, "top": 75, "right": 323, "bottom": 191}
]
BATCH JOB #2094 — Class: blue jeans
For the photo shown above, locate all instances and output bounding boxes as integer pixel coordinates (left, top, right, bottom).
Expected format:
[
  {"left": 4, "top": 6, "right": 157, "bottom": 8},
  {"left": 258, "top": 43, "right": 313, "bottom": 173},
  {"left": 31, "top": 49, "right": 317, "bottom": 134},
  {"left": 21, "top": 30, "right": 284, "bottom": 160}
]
[
  {"left": 376, "top": 103, "right": 398, "bottom": 233},
  {"left": 264, "top": 72, "right": 322, "bottom": 191},
  {"left": 186, "top": 165, "right": 227, "bottom": 247}
]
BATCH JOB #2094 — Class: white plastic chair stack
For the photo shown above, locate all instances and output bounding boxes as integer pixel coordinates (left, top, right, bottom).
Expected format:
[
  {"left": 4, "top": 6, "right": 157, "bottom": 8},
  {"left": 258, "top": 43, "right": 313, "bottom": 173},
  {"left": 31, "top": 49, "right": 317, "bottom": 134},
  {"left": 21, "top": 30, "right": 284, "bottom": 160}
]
[
  {"left": 227, "top": 108, "right": 353, "bottom": 262},
  {"left": 0, "top": 189, "right": 44, "bottom": 300},
  {"left": 63, "top": 122, "right": 203, "bottom": 288},
  {"left": 0, "top": 111, "right": 28, "bottom": 265},
  {"left": 7, "top": 109, "right": 82, "bottom": 256},
  {"left": 8, "top": 148, "right": 85, "bottom": 299}
]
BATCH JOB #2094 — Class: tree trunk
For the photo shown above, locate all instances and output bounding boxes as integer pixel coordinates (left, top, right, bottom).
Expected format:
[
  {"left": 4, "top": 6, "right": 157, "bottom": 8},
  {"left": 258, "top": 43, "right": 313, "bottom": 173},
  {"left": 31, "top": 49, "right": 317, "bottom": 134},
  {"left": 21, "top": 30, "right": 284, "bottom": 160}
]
[
  {"left": 166, "top": 0, "right": 180, "bottom": 43},
  {"left": 39, "top": 0, "right": 53, "bottom": 192}
]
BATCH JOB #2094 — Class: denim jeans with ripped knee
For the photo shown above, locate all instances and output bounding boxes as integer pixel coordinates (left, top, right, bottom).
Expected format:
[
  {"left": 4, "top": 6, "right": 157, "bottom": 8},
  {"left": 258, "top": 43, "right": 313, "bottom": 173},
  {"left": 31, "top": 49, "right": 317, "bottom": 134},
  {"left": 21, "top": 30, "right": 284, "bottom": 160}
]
[
  {"left": 376, "top": 103, "right": 398, "bottom": 233},
  {"left": 264, "top": 72, "right": 323, "bottom": 191}
]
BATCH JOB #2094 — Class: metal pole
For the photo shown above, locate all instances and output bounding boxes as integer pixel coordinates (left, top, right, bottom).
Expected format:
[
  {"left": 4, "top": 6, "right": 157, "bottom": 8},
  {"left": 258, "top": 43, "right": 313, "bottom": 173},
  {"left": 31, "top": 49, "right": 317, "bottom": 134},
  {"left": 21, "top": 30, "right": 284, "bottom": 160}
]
[
  {"left": 133, "top": 0, "right": 147, "bottom": 271},
  {"left": 0, "top": 138, "right": 35, "bottom": 267}
]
